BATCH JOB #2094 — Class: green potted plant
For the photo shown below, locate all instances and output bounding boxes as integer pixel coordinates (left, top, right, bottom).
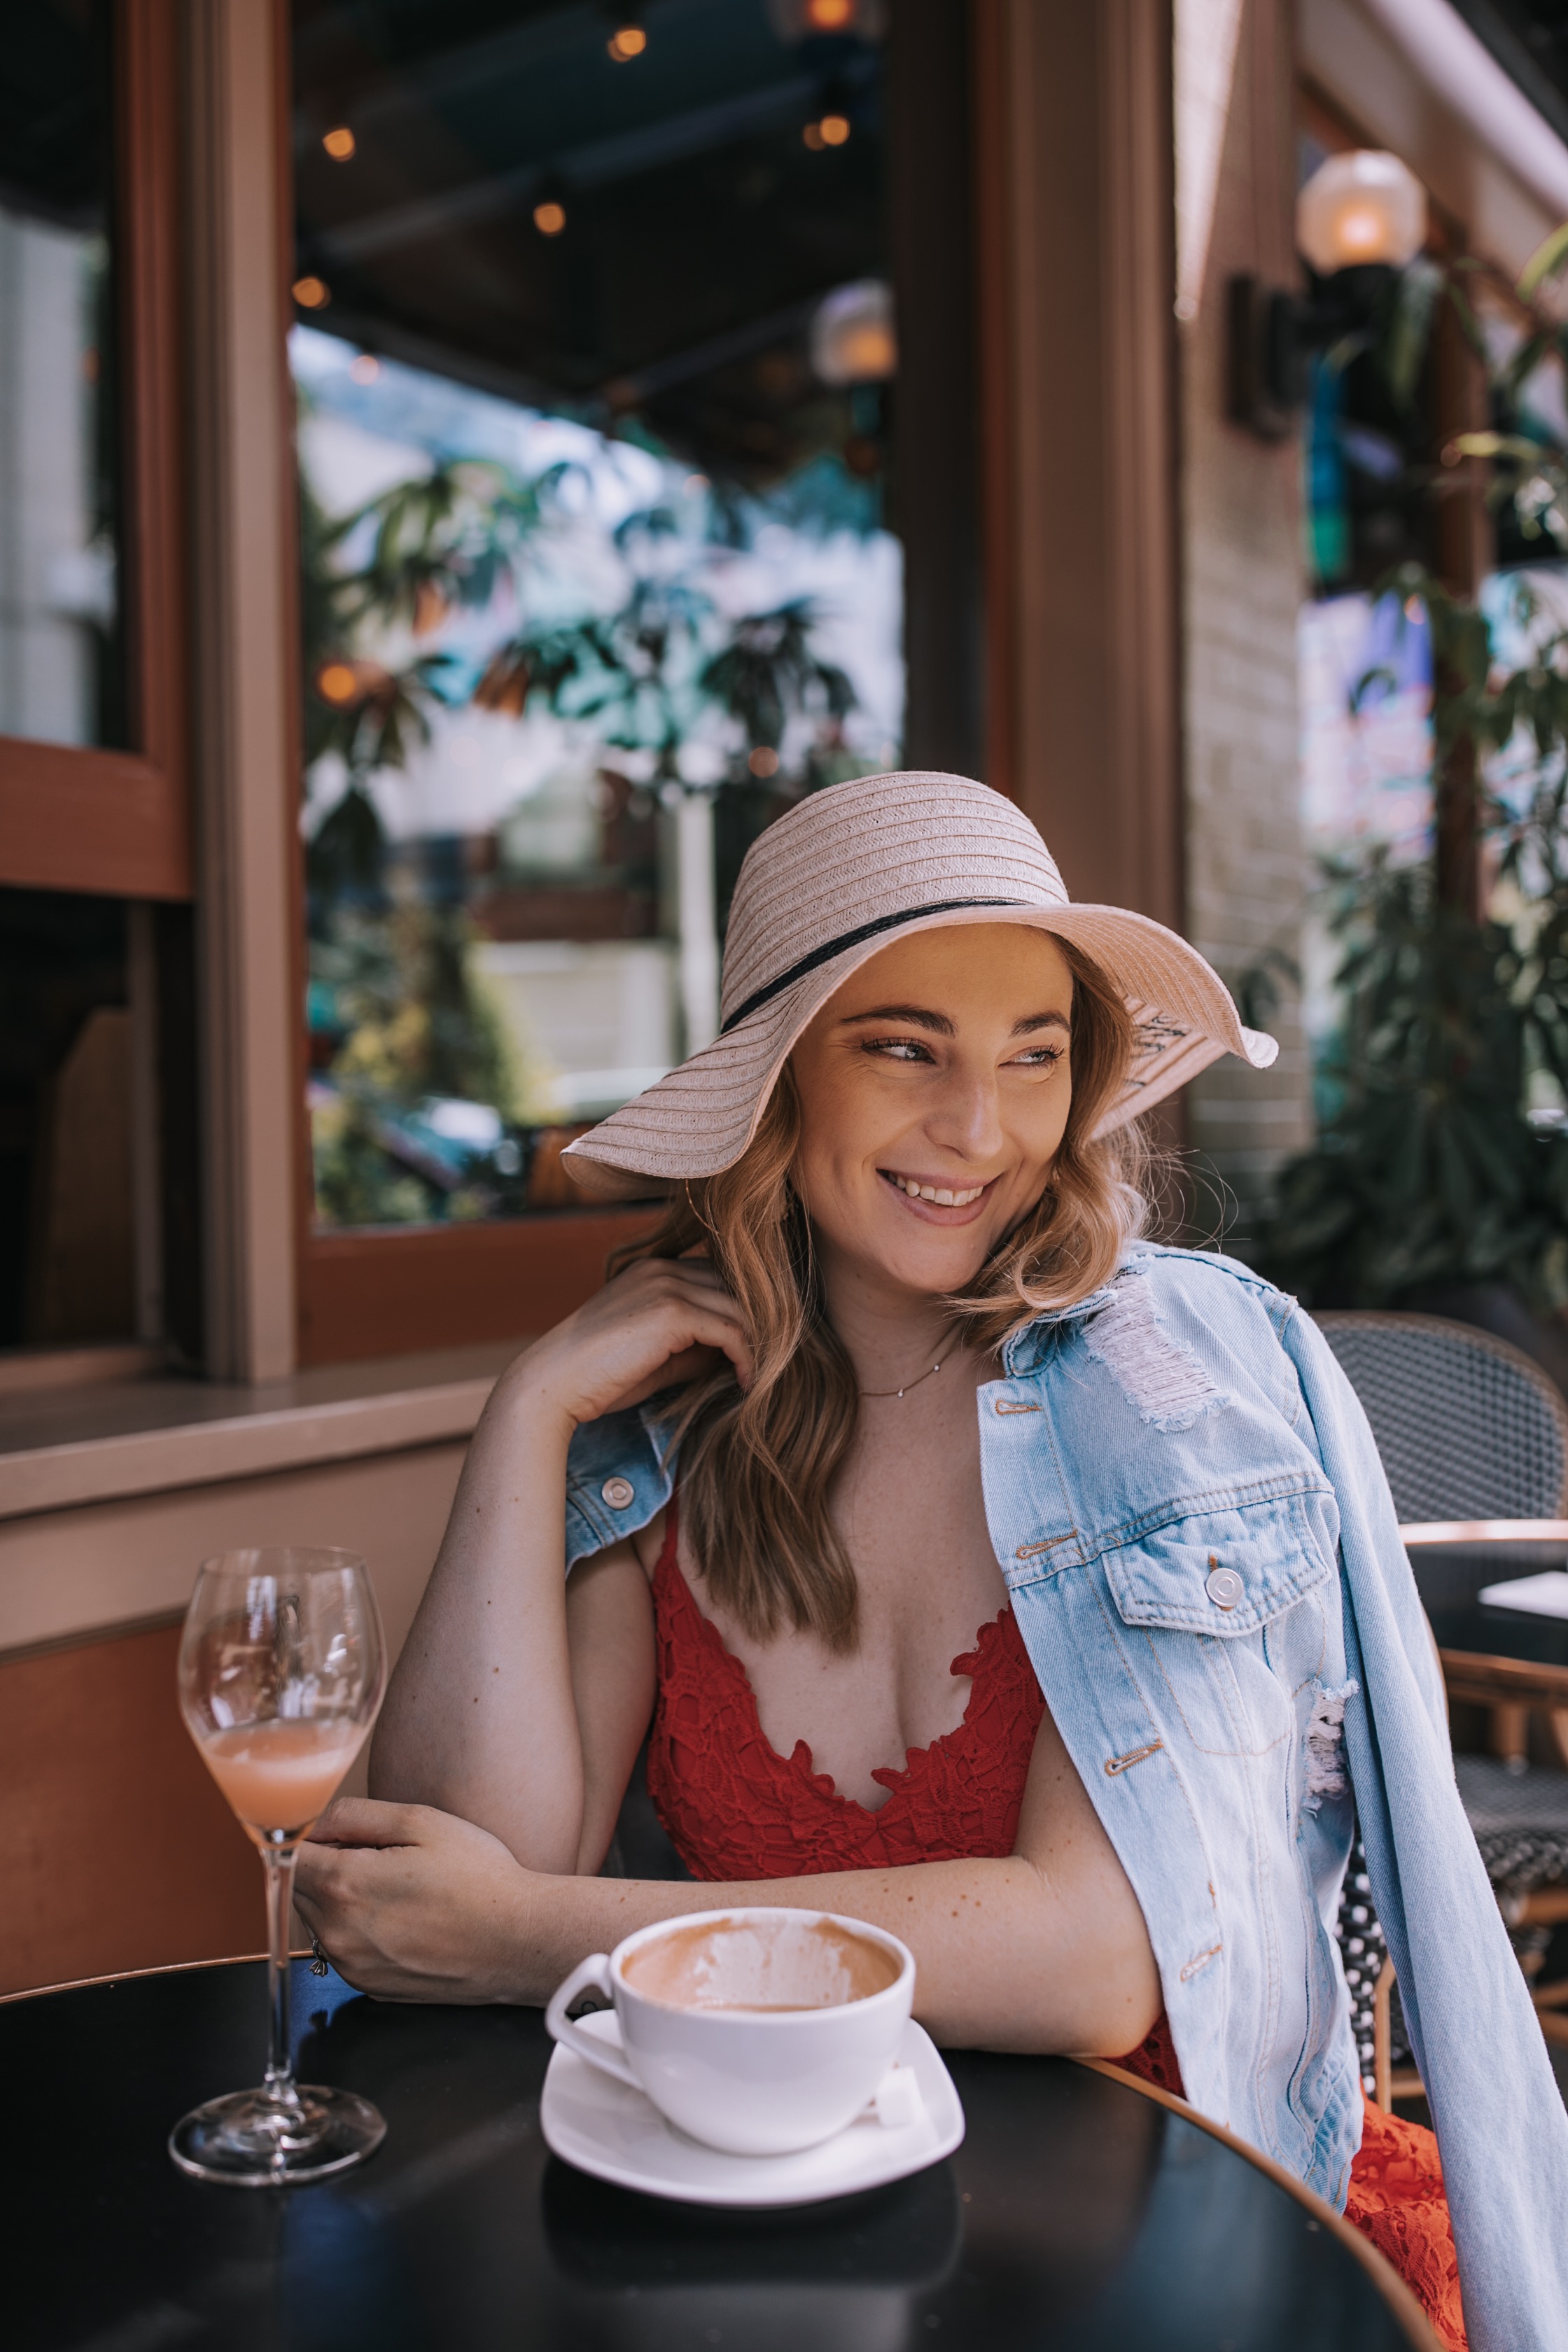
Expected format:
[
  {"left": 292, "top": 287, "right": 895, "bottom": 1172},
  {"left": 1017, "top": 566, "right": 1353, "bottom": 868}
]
[{"left": 1261, "top": 565, "right": 1568, "bottom": 1386}]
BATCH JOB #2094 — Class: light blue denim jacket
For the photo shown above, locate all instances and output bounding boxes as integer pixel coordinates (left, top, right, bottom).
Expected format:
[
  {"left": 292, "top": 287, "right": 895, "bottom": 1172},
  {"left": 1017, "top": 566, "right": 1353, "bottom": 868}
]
[{"left": 565, "top": 1242, "right": 1568, "bottom": 2352}]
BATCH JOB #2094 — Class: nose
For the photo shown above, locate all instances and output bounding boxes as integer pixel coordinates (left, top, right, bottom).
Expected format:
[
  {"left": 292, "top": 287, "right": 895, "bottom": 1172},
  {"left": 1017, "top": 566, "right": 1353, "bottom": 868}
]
[{"left": 925, "top": 1060, "right": 1004, "bottom": 1164}]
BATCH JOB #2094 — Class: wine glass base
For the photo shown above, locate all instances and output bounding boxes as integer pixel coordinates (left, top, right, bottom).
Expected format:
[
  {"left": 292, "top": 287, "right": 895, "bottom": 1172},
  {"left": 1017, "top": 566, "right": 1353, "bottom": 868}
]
[{"left": 169, "top": 2083, "right": 386, "bottom": 2186}]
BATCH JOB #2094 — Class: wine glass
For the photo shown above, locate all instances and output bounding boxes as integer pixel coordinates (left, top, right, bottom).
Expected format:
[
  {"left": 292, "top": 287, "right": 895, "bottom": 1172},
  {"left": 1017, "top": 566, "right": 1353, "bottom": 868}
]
[{"left": 169, "top": 1548, "right": 387, "bottom": 2185}]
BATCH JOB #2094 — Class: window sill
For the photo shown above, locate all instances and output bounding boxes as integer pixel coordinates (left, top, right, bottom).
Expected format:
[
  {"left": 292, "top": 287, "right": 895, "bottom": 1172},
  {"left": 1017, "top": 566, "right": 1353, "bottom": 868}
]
[{"left": 0, "top": 1343, "right": 521, "bottom": 1522}]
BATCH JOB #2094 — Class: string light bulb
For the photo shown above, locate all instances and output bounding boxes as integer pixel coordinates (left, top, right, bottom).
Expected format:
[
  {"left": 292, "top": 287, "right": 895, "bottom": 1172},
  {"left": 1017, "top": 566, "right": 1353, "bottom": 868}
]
[
  {"left": 316, "top": 662, "right": 358, "bottom": 705},
  {"left": 767, "top": 0, "right": 886, "bottom": 34},
  {"left": 322, "top": 126, "right": 356, "bottom": 161},
  {"left": 533, "top": 199, "right": 566, "bottom": 236},
  {"left": 1296, "top": 150, "right": 1427, "bottom": 274},
  {"left": 608, "top": 24, "right": 647, "bottom": 58},
  {"left": 292, "top": 275, "right": 330, "bottom": 309}
]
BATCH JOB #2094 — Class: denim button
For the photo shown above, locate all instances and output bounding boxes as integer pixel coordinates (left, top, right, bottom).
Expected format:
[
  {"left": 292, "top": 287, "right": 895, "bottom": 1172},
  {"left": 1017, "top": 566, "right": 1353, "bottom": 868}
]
[
  {"left": 601, "top": 1476, "right": 636, "bottom": 1510},
  {"left": 1205, "top": 1564, "right": 1244, "bottom": 1610}
]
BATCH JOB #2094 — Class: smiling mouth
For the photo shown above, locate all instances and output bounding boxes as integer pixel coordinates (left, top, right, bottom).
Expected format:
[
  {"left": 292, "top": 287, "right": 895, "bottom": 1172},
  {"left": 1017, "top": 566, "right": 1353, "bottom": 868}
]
[{"left": 879, "top": 1170, "right": 991, "bottom": 1208}]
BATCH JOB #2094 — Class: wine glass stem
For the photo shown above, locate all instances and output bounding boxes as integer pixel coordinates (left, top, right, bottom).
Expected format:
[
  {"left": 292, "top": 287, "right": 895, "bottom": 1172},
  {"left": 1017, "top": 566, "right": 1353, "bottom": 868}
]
[{"left": 261, "top": 1841, "right": 302, "bottom": 2111}]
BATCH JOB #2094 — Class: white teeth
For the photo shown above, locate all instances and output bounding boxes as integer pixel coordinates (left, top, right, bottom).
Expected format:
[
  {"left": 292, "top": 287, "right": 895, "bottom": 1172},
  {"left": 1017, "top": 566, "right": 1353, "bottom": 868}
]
[{"left": 890, "top": 1175, "right": 983, "bottom": 1206}]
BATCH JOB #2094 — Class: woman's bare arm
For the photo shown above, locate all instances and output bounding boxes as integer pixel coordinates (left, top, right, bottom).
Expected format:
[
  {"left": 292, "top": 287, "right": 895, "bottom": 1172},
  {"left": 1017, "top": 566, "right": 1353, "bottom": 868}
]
[
  {"left": 368, "top": 1259, "right": 750, "bottom": 1872},
  {"left": 302, "top": 1699, "right": 1160, "bottom": 2057},
  {"left": 565, "top": 1540, "right": 657, "bottom": 1875}
]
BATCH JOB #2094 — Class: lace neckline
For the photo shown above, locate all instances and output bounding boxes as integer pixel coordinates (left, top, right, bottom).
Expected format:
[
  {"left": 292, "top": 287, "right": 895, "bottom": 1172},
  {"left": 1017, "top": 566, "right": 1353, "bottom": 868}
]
[{"left": 653, "top": 1502, "right": 1016, "bottom": 1817}]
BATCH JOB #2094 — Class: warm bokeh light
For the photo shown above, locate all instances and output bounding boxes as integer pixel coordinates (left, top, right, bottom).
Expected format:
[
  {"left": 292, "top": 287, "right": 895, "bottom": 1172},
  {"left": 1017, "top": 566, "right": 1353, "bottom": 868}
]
[
  {"left": 802, "top": 122, "right": 825, "bottom": 151},
  {"left": 533, "top": 200, "right": 566, "bottom": 236},
  {"left": 293, "top": 275, "right": 330, "bottom": 309},
  {"left": 837, "top": 324, "right": 892, "bottom": 375},
  {"left": 349, "top": 354, "right": 380, "bottom": 384},
  {"left": 748, "top": 746, "right": 780, "bottom": 777},
  {"left": 1296, "top": 150, "right": 1427, "bottom": 274},
  {"left": 323, "top": 126, "right": 356, "bottom": 161},
  {"left": 806, "top": 0, "right": 854, "bottom": 25},
  {"left": 811, "top": 279, "right": 897, "bottom": 386},
  {"left": 608, "top": 25, "right": 648, "bottom": 59},
  {"left": 1334, "top": 206, "right": 1385, "bottom": 258},
  {"left": 316, "top": 662, "right": 359, "bottom": 705},
  {"left": 819, "top": 113, "right": 850, "bottom": 146}
]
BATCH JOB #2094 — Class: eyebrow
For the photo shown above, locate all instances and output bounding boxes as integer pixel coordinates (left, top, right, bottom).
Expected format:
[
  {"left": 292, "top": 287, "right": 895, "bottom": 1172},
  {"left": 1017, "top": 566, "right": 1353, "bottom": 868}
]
[{"left": 840, "top": 1003, "right": 1071, "bottom": 1037}]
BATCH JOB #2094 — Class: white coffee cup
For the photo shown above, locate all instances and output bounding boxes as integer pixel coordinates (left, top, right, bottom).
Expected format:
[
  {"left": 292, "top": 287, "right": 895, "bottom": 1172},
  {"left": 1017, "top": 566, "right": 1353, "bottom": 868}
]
[{"left": 544, "top": 1906, "right": 917, "bottom": 2157}]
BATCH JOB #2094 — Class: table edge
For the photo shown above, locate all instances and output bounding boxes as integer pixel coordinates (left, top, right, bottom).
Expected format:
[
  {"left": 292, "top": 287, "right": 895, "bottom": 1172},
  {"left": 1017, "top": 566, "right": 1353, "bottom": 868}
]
[
  {"left": 1401, "top": 1519, "right": 1568, "bottom": 1546},
  {"left": 0, "top": 1963, "right": 1446, "bottom": 2350},
  {"left": 1078, "top": 2060, "right": 1443, "bottom": 2352},
  {"left": 0, "top": 1947, "right": 286, "bottom": 2005}
]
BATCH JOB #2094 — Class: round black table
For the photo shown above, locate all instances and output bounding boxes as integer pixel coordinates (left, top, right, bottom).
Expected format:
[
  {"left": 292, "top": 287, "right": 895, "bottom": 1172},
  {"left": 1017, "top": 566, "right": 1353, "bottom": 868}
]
[{"left": 8, "top": 1958, "right": 1433, "bottom": 2352}]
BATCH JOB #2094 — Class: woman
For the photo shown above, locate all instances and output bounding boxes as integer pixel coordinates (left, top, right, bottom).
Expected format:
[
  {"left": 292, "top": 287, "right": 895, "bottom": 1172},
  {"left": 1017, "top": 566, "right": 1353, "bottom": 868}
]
[{"left": 298, "top": 774, "right": 1568, "bottom": 2352}]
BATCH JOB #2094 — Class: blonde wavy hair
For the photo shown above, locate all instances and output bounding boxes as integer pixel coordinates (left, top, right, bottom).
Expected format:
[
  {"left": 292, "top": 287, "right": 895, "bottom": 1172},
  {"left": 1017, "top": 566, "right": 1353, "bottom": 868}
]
[{"left": 615, "top": 939, "right": 1146, "bottom": 1651}]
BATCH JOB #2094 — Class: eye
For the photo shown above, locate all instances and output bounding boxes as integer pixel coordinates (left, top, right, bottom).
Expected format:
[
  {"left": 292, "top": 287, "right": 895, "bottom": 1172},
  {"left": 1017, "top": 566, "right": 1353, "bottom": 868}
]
[
  {"left": 859, "top": 1036, "right": 934, "bottom": 1064},
  {"left": 1007, "top": 1042, "right": 1065, "bottom": 1070}
]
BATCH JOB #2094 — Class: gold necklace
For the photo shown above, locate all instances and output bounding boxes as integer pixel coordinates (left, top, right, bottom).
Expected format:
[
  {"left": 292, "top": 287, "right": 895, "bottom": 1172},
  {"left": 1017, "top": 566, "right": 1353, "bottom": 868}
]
[{"left": 860, "top": 1355, "right": 944, "bottom": 1400}]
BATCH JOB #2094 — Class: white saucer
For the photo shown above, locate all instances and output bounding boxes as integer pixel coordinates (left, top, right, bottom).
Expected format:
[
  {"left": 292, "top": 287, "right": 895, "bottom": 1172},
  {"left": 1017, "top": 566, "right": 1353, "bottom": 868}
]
[{"left": 540, "top": 2010, "right": 965, "bottom": 2207}]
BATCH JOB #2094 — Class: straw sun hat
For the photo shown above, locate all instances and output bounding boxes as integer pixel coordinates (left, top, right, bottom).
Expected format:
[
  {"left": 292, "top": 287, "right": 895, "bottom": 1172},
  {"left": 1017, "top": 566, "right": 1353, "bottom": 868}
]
[{"left": 563, "top": 771, "right": 1277, "bottom": 1201}]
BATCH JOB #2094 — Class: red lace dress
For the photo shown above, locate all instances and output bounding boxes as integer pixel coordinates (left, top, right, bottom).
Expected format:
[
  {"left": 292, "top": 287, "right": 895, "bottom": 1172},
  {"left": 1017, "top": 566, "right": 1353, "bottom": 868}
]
[{"left": 645, "top": 1501, "right": 1468, "bottom": 2352}]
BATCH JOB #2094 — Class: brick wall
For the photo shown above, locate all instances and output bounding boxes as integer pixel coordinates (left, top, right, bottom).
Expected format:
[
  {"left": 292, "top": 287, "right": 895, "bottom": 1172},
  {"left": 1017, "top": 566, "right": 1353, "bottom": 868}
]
[{"left": 1176, "top": 0, "right": 1312, "bottom": 1254}]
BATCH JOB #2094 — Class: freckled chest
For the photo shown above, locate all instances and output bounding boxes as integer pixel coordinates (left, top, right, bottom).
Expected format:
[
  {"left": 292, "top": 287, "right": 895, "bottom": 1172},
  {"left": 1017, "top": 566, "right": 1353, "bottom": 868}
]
[{"left": 686, "top": 1362, "right": 1011, "bottom": 1802}]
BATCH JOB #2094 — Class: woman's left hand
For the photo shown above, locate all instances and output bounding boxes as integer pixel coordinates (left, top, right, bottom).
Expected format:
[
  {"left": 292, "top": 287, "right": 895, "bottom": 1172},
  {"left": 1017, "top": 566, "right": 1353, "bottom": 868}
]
[{"left": 294, "top": 1797, "right": 538, "bottom": 2004}]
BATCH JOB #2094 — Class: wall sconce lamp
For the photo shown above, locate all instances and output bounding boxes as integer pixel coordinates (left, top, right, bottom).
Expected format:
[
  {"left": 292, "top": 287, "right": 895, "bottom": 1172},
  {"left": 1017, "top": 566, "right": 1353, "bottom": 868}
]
[{"left": 1227, "top": 150, "right": 1429, "bottom": 440}]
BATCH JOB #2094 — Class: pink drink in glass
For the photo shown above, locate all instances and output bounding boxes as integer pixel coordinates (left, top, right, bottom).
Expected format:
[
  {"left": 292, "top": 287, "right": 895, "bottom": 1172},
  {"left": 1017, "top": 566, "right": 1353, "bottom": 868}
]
[
  {"left": 197, "top": 1719, "right": 366, "bottom": 1837},
  {"left": 169, "top": 1548, "right": 386, "bottom": 2187}
]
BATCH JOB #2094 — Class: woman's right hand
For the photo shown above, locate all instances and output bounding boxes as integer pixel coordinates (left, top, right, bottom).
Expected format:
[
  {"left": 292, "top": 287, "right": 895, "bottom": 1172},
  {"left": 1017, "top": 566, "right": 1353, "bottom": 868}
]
[{"left": 512, "top": 1254, "right": 753, "bottom": 1433}]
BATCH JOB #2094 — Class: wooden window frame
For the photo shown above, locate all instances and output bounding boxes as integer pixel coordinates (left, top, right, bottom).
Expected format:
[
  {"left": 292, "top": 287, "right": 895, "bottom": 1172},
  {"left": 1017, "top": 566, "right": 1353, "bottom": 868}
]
[{"left": 0, "top": 0, "right": 190, "bottom": 904}]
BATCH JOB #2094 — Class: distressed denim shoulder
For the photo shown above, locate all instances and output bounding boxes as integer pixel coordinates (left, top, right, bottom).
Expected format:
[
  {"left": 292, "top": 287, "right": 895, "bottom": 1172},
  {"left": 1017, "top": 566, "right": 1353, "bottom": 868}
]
[
  {"left": 564, "top": 1396, "right": 675, "bottom": 1567},
  {"left": 561, "top": 1244, "right": 1568, "bottom": 2351}
]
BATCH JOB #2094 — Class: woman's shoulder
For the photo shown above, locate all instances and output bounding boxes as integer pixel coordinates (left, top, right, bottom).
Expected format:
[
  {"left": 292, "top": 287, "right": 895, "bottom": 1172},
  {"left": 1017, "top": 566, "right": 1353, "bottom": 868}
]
[
  {"left": 1116, "top": 1240, "right": 1294, "bottom": 1319},
  {"left": 1002, "top": 1244, "right": 1309, "bottom": 1443},
  {"left": 1010, "top": 1243, "right": 1297, "bottom": 1366}
]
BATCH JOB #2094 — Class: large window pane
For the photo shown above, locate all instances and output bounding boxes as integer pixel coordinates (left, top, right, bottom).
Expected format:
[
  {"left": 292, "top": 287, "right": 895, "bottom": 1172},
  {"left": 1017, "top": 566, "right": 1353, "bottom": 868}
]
[
  {"left": 0, "top": 2, "right": 125, "bottom": 749},
  {"left": 292, "top": 0, "right": 901, "bottom": 1232}
]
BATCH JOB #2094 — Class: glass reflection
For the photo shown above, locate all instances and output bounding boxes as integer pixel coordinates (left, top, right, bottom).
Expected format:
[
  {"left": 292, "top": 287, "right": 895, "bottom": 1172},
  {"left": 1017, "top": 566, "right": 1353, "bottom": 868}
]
[
  {"left": 0, "top": 2, "right": 124, "bottom": 750},
  {"left": 293, "top": 0, "right": 900, "bottom": 1231}
]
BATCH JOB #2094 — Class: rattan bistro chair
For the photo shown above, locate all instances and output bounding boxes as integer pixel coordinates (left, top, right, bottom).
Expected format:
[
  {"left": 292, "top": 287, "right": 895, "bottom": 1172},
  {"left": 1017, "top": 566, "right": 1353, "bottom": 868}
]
[{"left": 1316, "top": 1310, "right": 1568, "bottom": 2101}]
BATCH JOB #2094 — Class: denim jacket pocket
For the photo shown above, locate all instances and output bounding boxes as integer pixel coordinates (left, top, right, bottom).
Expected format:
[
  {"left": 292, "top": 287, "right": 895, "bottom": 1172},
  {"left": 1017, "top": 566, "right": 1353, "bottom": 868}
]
[
  {"left": 1102, "top": 1488, "right": 1341, "bottom": 1765},
  {"left": 1101, "top": 1485, "right": 1339, "bottom": 1639}
]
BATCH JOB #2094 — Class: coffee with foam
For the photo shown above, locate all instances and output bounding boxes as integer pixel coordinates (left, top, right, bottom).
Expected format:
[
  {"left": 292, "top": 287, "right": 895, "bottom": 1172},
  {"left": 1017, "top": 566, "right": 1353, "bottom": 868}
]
[
  {"left": 620, "top": 1912, "right": 901, "bottom": 2012},
  {"left": 546, "top": 1905, "right": 916, "bottom": 2155}
]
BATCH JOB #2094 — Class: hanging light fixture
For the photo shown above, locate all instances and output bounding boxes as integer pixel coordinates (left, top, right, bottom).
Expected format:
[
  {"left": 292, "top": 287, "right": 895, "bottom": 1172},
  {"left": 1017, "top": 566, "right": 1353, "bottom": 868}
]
[
  {"left": 811, "top": 280, "right": 896, "bottom": 386},
  {"left": 1296, "top": 150, "right": 1427, "bottom": 274}
]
